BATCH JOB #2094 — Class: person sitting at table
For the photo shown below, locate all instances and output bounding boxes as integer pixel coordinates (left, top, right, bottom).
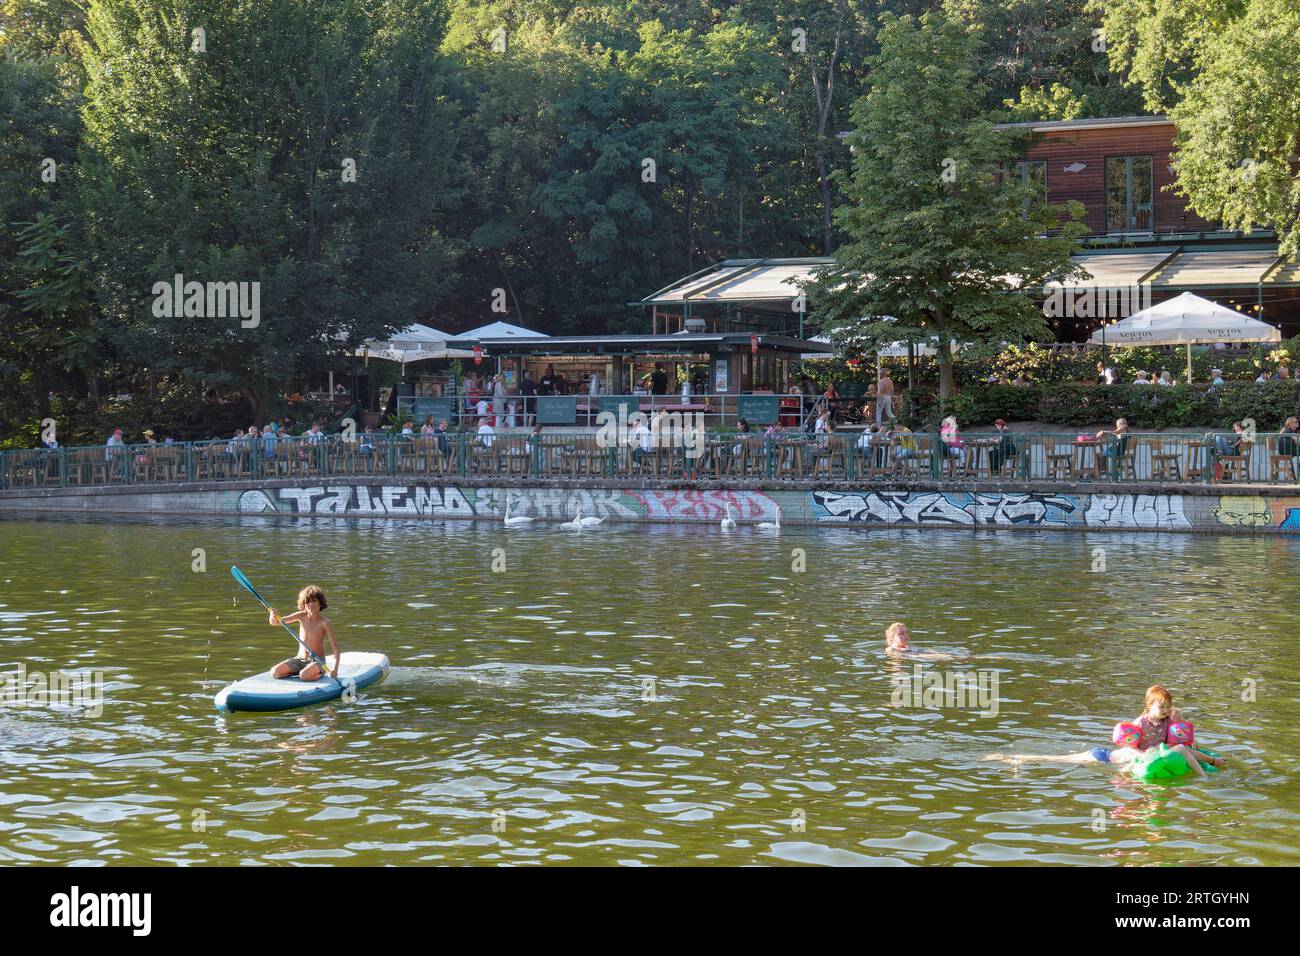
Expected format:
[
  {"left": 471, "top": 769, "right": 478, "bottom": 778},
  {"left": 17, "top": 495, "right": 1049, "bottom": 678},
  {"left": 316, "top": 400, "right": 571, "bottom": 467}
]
[
  {"left": 988, "top": 419, "right": 1017, "bottom": 474},
  {"left": 1133, "top": 370, "right": 1151, "bottom": 385},
  {"left": 1214, "top": 421, "right": 1246, "bottom": 457},
  {"left": 434, "top": 419, "right": 450, "bottom": 455},
  {"left": 105, "top": 427, "right": 125, "bottom": 460},
  {"left": 525, "top": 423, "right": 543, "bottom": 457},
  {"left": 358, "top": 426, "right": 378, "bottom": 455},
  {"left": 226, "top": 429, "right": 246, "bottom": 456},
  {"left": 1157, "top": 370, "right": 1175, "bottom": 386},
  {"left": 1095, "top": 418, "right": 1130, "bottom": 463},
  {"left": 629, "top": 415, "right": 653, "bottom": 462},
  {"left": 857, "top": 423, "right": 876, "bottom": 453},
  {"left": 940, "top": 416, "right": 965, "bottom": 464},
  {"left": 399, "top": 420, "right": 415, "bottom": 438},
  {"left": 142, "top": 429, "right": 158, "bottom": 445},
  {"left": 891, "top": 423, "right": 917, "bottom": 461},
  {"left": 765, "top": 422, "right": 785, "bottom": 440},
  {"left": 476, "top": 417, "right": 495, "bottom": 449},
  {"left": 305, "top": 422, "right": 325, "bottom": 444},
  {"left": 1277, "top": 418, "right": 1300, "bottom": 472},
  {"left": 731, "top": 418, "right": 751, "bottom": 457}
]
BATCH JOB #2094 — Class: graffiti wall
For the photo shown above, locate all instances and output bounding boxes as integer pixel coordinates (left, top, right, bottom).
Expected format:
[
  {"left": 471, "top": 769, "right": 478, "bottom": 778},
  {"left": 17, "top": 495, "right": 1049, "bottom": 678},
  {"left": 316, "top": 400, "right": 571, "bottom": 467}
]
[{"left": 4, "top": 481, "right": 1300, "bottom": 534}]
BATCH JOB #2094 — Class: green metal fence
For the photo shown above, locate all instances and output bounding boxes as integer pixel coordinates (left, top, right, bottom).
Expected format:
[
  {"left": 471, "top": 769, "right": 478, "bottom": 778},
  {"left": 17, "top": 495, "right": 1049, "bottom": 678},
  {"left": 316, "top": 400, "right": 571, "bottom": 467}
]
[{"left": 1, "top": 430, "right": 1297, "bottom": 489}]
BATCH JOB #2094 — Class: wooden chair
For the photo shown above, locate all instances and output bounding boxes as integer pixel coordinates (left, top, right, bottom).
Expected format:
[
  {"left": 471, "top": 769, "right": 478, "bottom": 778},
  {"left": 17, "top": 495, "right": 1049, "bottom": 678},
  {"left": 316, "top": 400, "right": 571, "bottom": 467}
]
[
  {"left": 1148, "top": 438, "right": 1182, "bottom": 482},
  {"left": 504, "top": 437, "right": 530, "bottom": 476},
  {"left": 1115, "top": 439, "right": 1139, "bottom": 480},
  {"left": 892, "top": 435, "right": 929, "bottom": 479},
  {"left": 65, "top": 449, "right": 94, "bottom": 485},
  {"left": 937, "top": 442, "right": 967, "bottom": 479},
  {"left": 1043, "top": 437, "right": 1075, "bottom": 480},
  {"left": 274, "top": 440, "right": 299, "bottom": 478},
  {"left": 1216, "top": 441, "right": 1253, "bottom": 483},
  {"left": 1267, "top": 436, "right": 1299, "bottom": 483},
  {"left": 329, "top": 442, "right": 358, "bottom": 476},
  {"left": 739, "top": 436, "right": 765, "bottom": 477},
  {"left": 811, "top": 436, "right": 849, "bottom": 479}
]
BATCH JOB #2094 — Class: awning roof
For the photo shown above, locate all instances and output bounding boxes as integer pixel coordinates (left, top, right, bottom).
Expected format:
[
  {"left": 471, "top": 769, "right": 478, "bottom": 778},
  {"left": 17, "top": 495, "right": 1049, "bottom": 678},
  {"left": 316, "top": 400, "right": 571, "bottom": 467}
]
[
  {"left": 1046, "top": 252, "right": 1172, "bottom": 288},
  {"left": 479, "top": 333, "right": 834, "bottom": 355},
  {"left": 1150, "top": 248, "right": 1287, "bottom": 287},
  {"left": 640, "top": 258, "right": 829, "bottom": 306}
]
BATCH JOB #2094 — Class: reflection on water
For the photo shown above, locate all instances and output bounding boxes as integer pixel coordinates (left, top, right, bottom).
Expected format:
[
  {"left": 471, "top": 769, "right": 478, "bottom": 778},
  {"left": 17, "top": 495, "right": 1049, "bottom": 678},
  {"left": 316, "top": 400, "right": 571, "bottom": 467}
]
[{"left": 0, "top": 513, "right": 1298, "bottom": 866}]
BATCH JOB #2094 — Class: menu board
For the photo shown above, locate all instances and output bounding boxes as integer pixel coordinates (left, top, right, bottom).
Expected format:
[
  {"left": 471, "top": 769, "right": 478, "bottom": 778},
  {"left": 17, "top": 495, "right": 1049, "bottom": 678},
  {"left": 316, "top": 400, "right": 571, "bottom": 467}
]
[
  {"left": 736, "top": 394, "right": 780, "bottom": 425},
  {"left": 536, "top": 396, "right": 577, "bottom": 425}
]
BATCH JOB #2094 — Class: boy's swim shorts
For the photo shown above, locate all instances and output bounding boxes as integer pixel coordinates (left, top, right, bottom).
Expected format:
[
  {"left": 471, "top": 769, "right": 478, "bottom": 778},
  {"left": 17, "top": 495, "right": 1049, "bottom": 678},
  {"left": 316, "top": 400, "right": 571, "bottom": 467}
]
[
  {"left": 278, "top": 657, "right": 309, "bottom": 675},
  {"left": 1090, "top": 747, "right": 1111, "bottom": 763}
]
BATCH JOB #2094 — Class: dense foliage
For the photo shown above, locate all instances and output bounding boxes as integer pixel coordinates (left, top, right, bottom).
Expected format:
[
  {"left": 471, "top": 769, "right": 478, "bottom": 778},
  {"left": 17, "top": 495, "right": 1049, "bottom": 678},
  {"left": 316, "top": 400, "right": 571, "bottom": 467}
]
[{"left": 0, "top": 0, "right": 1295, "bottom": 444}]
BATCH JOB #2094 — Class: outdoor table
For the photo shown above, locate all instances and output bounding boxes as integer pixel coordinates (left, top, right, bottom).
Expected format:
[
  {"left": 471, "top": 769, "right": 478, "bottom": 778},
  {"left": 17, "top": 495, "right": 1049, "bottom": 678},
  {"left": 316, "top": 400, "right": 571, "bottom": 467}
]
[
  {"left": 1074, "top": 439, "right": 1106, "bottom": 480},
  {"left": 964, "top": 438, "right": 1001, "bottom": 478}
]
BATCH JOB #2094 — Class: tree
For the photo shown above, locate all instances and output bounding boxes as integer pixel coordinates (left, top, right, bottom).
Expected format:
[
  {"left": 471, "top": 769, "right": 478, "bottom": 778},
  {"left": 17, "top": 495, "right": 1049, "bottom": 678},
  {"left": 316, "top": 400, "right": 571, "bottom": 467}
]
[
  {"left": 809, "top": 11, "right": 1085, "bottom": 400},
  {"left": 1098, "top": 0, "right": 1300, "bottom": 258},
  {"left": 76, "top": 0, "right": 460, "bottom": 423}
]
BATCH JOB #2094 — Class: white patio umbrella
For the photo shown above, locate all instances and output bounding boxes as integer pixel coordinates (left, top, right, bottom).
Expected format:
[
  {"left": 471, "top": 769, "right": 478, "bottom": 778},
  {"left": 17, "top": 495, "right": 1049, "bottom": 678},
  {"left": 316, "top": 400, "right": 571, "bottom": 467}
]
[
  {"left": 461, "top": 320, "right": 549, "bottom": 338},
  {"left": 355, "top": 322, "right": 475, "bottom": 367},
  {"left": 1089, "top": 292, "right": 1280, "bottom": 383}
]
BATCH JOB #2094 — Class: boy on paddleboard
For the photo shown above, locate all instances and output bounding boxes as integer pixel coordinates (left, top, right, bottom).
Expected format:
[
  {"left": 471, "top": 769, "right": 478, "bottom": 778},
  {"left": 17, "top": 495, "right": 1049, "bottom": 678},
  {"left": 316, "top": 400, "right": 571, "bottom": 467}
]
[{"left": 269, "top": 585, "right": 340, "bottom": 681}]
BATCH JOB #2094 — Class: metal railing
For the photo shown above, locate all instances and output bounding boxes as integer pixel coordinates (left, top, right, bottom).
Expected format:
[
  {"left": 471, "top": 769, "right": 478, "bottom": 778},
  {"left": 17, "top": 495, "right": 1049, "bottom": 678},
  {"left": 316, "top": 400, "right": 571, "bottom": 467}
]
[
  {"left": 435, "top": 392, "right": 817, "bottom": 432},
  {"left": 3, "top": 431, "right": 1298, "bottom": 489}
]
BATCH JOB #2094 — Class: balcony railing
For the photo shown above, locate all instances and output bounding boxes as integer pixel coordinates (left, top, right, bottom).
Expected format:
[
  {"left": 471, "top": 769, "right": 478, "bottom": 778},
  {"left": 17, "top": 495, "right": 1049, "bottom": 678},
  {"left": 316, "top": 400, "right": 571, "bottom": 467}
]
[{"left": 2, "top": 431, "right": 1297, "bottom": 489}]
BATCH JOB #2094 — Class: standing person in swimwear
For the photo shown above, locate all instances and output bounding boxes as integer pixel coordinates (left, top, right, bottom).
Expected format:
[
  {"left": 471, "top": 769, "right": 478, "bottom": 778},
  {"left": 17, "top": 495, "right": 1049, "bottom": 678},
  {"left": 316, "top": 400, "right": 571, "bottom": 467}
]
[
  {"left": 269, "top": 585, "right": 339, "bottom": 681},
  {"left": 876, "top": 370, "right": 895, "bottom": 426}
]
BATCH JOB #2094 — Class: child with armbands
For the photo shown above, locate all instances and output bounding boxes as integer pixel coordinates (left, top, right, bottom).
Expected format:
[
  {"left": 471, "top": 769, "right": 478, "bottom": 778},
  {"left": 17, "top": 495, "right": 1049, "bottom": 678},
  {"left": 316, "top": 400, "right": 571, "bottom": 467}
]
[{"left": 985, "top": 685, "right": 1227, "bottom": 774}]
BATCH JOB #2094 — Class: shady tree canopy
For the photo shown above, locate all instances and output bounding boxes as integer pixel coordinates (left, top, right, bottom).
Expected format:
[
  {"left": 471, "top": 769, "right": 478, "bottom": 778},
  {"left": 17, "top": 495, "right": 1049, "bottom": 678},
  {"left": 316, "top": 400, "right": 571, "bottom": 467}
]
[{"left": 808, "top": 11, "right": 1086, "bottom": 400}]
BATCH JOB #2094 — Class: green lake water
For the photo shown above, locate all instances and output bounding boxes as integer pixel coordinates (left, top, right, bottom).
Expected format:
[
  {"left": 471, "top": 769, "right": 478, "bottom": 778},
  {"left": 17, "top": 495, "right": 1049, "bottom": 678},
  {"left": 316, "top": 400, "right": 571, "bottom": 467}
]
[{"left": 1, "top": 513, "right": 1297, "bottom": 866}]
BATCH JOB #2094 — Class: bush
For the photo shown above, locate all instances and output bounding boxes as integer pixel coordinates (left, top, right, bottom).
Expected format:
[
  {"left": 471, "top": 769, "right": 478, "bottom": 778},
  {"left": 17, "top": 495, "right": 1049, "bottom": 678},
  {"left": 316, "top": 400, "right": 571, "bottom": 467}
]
[{"left": 905, "top": 382, "right": 1300, "bottom": 430}]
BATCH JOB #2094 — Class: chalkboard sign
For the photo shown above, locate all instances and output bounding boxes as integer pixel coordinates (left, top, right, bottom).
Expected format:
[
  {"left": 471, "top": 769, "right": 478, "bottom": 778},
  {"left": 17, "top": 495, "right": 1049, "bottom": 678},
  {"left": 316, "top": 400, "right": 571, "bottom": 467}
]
[
  {"left": 536, "top": 396, "right": 577, "bottom": 425},
  {"left": 737, "top": 394, "right": 780, "bottom": 425},
  {"left": 398, "top": 396, "right": 453, "bottom": 423},
  {"left": 597, "top": 395, "right": 639, "bottom": 420}
]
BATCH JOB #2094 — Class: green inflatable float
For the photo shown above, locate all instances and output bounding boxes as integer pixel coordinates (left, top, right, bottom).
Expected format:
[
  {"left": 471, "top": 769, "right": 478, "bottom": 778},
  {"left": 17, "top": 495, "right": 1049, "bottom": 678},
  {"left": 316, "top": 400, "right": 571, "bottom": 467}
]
[{"left": 1131, "top": 744, "right": 1222, "bottom": 782}]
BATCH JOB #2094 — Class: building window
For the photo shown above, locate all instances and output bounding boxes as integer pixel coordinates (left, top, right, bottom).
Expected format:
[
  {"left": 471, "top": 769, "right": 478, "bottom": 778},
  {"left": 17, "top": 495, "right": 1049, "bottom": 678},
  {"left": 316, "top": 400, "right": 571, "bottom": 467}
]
[
  {"left": 1014, "top": 160, "right": 1047, "bottom": 217},
  {"left": 1106, "top": 156, "right": 1153, "bottom": 232}
]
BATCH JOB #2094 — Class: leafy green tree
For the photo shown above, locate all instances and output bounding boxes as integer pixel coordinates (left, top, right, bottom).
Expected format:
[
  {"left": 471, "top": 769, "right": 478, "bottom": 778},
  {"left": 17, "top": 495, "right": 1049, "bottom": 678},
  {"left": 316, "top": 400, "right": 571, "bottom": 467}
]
[
  {"left": 76, "top": 0, "right": 460, "bottom": 422},
  {"left": 810, "top": 11, "right": 1085, "bottom": 399},
  {"left": 1098, "top": 0, "right": 1300, "bottom": 258}
]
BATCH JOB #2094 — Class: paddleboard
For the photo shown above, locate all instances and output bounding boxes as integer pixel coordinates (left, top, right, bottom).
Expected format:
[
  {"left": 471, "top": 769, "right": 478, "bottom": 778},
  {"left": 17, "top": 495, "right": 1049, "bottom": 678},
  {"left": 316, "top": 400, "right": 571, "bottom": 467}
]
[{"left": 215, "top": 651, "right": 390, "bottom": 713}]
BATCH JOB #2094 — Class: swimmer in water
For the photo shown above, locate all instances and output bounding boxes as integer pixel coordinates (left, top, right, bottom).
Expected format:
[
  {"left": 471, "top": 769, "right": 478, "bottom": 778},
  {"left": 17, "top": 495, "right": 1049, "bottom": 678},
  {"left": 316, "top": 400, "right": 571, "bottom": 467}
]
[
  {"left": 984, "top": 686, "right": 1227, "bottom": 775},
  {"left": 884, "top": 622, "right": 959, "bottom": 661}
]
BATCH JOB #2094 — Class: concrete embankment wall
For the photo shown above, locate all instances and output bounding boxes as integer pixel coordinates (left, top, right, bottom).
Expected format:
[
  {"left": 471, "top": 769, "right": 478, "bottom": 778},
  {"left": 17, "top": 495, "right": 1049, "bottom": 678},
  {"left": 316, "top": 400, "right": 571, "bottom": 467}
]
[{"left": 2, "top": 477, "right": 1299, "bottom": 533}]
